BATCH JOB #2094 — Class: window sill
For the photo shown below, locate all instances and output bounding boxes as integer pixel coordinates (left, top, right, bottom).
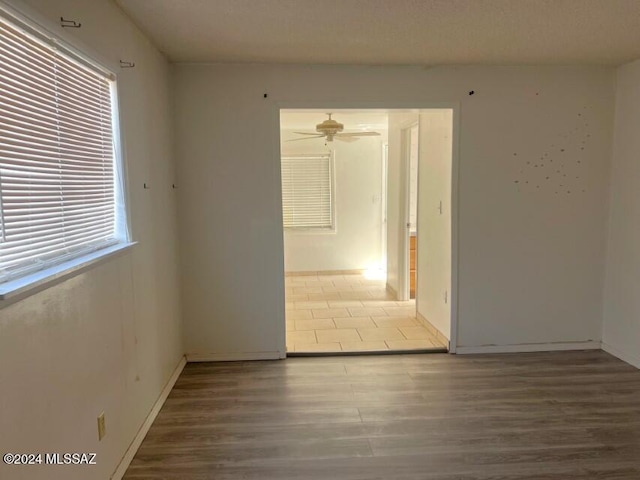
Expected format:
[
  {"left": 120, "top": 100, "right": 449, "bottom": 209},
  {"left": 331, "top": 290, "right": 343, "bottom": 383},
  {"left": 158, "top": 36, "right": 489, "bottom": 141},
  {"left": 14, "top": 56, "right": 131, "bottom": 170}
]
[{"left": 0, "top": 242, "right": 137, "bottom": 306}]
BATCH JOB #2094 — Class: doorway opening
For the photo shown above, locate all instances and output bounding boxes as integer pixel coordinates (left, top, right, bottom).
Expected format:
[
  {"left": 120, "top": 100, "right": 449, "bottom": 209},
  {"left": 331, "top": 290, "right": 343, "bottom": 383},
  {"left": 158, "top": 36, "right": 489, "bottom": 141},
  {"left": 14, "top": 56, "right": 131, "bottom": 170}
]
[
  {"left": 280, "top": 109, "right": 454, "bottom": 355},
  {"left": 407, "top": 123, "right": 419, "bottom": 300}
]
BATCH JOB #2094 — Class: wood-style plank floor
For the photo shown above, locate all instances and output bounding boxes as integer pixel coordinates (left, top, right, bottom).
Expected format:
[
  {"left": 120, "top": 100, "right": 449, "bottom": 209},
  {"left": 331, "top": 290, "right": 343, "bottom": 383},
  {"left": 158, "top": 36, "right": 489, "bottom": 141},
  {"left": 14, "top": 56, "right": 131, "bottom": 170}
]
[{"left": 124, "top": 350, "right": 640, "bottom": 479}]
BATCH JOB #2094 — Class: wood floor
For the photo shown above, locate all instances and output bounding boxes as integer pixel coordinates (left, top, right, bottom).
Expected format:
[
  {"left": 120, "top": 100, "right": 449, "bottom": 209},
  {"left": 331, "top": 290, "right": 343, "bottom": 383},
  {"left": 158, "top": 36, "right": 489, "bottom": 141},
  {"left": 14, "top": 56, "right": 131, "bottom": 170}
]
[{"left": 124, "top": 350, "right": 640, "bottom": 479}]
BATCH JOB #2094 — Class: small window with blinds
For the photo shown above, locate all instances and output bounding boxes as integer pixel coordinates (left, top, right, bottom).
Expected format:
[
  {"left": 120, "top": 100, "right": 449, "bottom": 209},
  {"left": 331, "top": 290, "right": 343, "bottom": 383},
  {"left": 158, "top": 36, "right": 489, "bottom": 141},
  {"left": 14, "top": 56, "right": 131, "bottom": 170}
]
[
  {"left": 0, "top": 11, "right": 128, "bottom": 284},
  {"left": 281, "top": 154, "right": 334, "bottom": 230}
]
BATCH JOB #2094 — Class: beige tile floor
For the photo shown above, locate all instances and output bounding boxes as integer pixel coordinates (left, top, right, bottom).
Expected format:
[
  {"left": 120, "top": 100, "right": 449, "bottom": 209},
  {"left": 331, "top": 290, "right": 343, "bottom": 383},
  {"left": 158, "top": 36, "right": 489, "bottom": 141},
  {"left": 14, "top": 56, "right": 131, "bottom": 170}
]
[{"left": 285, "top": 273, "right": 447, "bottom": 353}]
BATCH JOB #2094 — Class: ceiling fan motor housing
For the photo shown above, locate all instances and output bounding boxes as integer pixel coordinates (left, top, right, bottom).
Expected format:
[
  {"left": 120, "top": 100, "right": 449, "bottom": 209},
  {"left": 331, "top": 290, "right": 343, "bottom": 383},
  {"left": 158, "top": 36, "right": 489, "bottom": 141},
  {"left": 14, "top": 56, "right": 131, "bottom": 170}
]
[{"left": 316, "top": 118, "right": 344, "bottom": 139}]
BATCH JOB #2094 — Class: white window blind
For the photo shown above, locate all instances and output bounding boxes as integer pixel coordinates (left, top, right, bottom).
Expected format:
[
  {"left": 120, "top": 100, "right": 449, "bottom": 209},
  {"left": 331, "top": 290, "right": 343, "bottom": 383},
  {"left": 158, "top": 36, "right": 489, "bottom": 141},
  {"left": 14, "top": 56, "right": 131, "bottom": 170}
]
[
  {"left": 281, "top": 154, "right": 333, "bottom": 229},
  {"left": 0, "top": 12, "right": 126, "bottom": 282}
]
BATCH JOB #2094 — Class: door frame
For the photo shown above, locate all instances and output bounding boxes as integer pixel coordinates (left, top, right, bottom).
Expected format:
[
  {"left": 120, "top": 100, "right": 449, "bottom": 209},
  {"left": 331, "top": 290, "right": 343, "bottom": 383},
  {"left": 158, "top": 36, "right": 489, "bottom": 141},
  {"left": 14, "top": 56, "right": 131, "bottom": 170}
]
[
  {"left": 273, "top": 102, "right": 460, "bottom": 354},
  {"left": 380, "top": 143, "right": 389, "bottom": 271},
  {"left": 399, "top": 121, "right": 420, "bottom": 302}
]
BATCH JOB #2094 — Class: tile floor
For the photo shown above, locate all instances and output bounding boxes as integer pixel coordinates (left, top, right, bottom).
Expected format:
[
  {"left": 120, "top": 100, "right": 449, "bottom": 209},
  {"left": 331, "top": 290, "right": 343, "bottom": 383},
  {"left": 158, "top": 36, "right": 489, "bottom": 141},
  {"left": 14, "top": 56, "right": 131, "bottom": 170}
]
[{"left": 285, "top": 272, "right": 447, "bottom": 353}]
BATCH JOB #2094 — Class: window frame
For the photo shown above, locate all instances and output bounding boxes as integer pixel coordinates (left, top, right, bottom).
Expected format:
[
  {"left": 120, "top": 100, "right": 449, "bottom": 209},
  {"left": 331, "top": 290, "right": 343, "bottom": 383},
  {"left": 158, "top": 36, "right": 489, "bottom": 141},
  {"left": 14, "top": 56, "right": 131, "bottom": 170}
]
[
  {"left": 281, "top": 152, "right": 336, "bottom": 234},
  {"left": 0, "top": 2, "right": 134, "bottom": 303}
]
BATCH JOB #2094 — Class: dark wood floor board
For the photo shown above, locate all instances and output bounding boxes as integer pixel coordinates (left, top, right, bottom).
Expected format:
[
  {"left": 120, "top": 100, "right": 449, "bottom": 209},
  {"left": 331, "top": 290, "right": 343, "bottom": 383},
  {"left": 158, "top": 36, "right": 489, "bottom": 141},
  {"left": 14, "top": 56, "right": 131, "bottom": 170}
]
[
  {"left": 169, "top": 382, "right": 357, "bottom": 400},
  {"left": 407, "top": 360, "right": 638, "bottom": 379},
  {"left": 124, "top": 350, "right": 640, "bottom": 479},
  {"left": 131, "top": 437, "right": 374, "bottom": 465},
  {"left": 124, "top": 468, "right": 640, "bottom": 480},
  {"left": 357, "top": 403, "right": 568, "bottom": 423},
  {"left": 232, "top": 373, "right": 416, "bottom": 389},
  {"left": 150, "top": 407, "right": 363, "bottom": 429},
  {"left": 367, "top": 428, "right": 600, "bottom": 456},
  {"left": 125, "top": 451, "right": 640, "bottom": 480},
  {"left": 160, "top": 393, "right": 433, "bottom": 413}
]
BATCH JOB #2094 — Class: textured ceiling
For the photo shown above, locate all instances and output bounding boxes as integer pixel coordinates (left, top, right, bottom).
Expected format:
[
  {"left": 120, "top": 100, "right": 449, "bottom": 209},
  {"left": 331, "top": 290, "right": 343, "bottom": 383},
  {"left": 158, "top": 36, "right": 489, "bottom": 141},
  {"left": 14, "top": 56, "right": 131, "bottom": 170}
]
[{"left": 115, "top": 0, "right": 640, "bottom": 66}]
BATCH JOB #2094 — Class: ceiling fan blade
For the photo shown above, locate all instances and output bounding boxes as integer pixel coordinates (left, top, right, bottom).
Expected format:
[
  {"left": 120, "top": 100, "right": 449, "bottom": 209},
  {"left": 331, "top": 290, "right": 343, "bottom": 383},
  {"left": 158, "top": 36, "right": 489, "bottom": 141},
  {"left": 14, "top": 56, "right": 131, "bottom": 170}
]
[
  {"left": 336, "top": 131, "right": 381, "bottom": 137},
  {"left": 292, "top": 131, "right": 323, "bottom": 136},
  {"left": 335, "top": 136, "right": 359, "bottom": 143},
  {"left": 285, "top": 135, "right": 325, "bottom": 142}
]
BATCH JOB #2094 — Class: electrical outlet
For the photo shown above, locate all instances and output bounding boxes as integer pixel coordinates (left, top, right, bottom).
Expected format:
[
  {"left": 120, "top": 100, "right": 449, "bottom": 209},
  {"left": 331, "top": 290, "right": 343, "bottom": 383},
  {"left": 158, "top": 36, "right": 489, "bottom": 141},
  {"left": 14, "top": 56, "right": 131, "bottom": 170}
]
[
  {"left": 444, "top": 290, "right": 448, "bottom": 304},
  {"left": 97, "top": 413, "right": 106, "bottom": 441}
]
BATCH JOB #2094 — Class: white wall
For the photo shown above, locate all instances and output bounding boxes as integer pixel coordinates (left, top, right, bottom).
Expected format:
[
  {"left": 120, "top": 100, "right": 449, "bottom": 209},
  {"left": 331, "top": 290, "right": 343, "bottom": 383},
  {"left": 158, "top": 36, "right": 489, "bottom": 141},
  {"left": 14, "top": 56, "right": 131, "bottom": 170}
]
[
  {"left": 0, "top": 1, "right": 183, "bottom": 479},
  {"left": 174, "top": 64, "right": 614, "bottom": 357},
  {"left": 416, "top": 110, "right": 453, "bottom": 340},
  {"left": 281, "top": 129, "right": 385, "bottom": 273},
  {"left": 386, "top": 112, "right": 419, "bottom": 297},
  {"left": 602, "top": 59, "right": 640, "bottom": 368}
]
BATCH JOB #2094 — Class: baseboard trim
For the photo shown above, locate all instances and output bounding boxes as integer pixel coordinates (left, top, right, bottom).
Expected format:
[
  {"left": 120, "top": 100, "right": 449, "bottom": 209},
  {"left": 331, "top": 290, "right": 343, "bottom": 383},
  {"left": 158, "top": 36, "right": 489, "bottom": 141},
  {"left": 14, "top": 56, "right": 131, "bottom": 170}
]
[
  {"left": 111, "top": 355, "right": 186, "bottom": 480},
  {"left": 385, "top": 283, "right": 399, "bottom": 301},
  {"left": 602, "top": 342, "right": 640, "bottom": 369},
  {"left": 416, "top": 312, "right": 450, "bottom": 349},
  {"left": 186, "top": 351, "right": 284, "bottom": 362},
  {"left": 456, "top": 341, "right": 601, "bottom": 355},
  {"left": 285, "top": 269, "right": 365, "bottom": 277}
]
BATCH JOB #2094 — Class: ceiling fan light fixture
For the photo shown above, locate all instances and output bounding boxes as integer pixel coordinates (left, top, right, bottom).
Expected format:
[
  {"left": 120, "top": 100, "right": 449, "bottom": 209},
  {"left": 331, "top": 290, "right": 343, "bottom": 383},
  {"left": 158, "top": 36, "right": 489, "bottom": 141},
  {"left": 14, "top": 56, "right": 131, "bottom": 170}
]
[
  {"left": 315, "top": 113, "right": 344, "bottom": 137},
  {"left": 288, "top": 113, "right": 381, "bottom": 143}
]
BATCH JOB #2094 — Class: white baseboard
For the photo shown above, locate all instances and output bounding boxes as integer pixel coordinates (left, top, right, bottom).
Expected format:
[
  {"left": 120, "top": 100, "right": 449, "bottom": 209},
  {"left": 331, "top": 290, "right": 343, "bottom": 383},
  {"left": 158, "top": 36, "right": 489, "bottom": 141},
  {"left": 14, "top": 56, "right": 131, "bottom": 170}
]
[
  {"left": 111, "top": 356, "right": 186, "bottom": 480},
  {"left": 385, "top": 283, "right": 399, "bottom": 301},
  {"left": 186, "top": 351, "right": 284, "bottom": 362},
  {"left": 602, "top": 342, "right": 640, "bottom": 369},
  {"left": 456, "top": 341, "right": 601, "bottom": 355},
  {"left": 416, "top": 312, "right": 450, "bottom": 349},
  {"left": 286, "top": 269, "right": 365, "bottom": 277}
]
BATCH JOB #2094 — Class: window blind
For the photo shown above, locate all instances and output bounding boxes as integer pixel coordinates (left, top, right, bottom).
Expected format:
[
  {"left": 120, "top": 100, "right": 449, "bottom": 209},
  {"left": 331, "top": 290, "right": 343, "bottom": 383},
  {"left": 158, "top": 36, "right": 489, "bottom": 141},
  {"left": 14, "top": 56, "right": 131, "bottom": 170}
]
[
  {"left": 0, "top": 14, "right": 121, "bottom": 282},
  {"left": 281, "top": 154, "right": 333, "bottom": 229}
]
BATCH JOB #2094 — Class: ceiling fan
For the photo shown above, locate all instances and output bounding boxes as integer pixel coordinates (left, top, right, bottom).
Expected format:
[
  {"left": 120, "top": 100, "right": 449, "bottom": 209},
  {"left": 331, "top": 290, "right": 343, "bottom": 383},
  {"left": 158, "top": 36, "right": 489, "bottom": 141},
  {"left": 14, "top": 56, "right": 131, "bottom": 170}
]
[{"left": 287, "top": 113, "right": 381, "bottom": 142}]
